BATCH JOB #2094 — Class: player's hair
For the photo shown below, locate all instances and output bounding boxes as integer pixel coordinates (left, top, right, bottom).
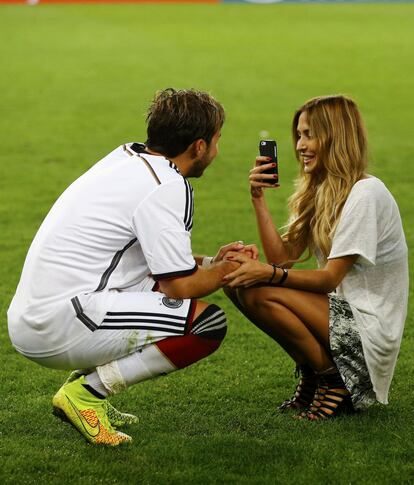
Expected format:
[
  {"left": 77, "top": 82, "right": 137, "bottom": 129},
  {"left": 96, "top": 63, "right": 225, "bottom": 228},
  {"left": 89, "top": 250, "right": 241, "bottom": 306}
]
[
  {"left": 146, "top": 88, "right": 225, "bottom": 157},
  {"left": 283, "top": 95, "right": 368, "bottom": 261}
]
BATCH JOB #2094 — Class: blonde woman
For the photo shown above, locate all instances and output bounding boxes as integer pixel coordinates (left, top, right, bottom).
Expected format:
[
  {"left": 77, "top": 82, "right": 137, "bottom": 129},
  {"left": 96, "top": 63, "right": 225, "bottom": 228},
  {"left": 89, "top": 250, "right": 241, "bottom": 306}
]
[{"left": 224, "top": 95, "right": 408, "bottom": 420}]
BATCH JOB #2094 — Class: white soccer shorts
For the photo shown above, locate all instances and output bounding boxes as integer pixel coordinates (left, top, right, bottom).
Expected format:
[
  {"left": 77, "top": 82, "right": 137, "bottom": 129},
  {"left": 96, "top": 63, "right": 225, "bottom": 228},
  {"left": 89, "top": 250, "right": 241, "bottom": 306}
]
[{"left": 23, "top": 290, "right": 195, "bottom": 370}]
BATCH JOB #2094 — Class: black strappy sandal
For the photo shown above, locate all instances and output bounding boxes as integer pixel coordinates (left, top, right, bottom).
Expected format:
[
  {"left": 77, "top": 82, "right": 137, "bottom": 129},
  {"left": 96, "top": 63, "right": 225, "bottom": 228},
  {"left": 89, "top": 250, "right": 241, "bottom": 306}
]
[
  {"left": 279, "top": 364, "right": 318, "bottom": 412},
  {"left": 297, "top": 368, "right": 354, "bottom": 421}
]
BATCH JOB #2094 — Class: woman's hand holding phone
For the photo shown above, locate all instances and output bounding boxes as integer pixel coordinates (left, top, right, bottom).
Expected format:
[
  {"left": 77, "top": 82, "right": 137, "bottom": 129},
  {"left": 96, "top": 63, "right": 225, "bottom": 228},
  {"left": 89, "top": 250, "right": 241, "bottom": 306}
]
[{"left": 249, "top": 156, "right": 279, "bottom": 198}]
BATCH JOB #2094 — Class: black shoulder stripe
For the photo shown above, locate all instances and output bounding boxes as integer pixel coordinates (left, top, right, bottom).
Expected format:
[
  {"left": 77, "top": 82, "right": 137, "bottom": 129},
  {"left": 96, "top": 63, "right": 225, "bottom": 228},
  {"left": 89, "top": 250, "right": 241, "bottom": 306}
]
[
  {"left": 138, "top": 155, "right": 162, "bottom": 185},
  {"left": 183, "top": 179, "right": 189, "bottom": 229},
  {"left": 189, "top": 183, "right": 194, "bottom": 231},
  {"left": 183, "top": 179, "right": 194, "bottom": 232},
  {"left": 95, "top": 238, "right": 137, "bottom": 292}
]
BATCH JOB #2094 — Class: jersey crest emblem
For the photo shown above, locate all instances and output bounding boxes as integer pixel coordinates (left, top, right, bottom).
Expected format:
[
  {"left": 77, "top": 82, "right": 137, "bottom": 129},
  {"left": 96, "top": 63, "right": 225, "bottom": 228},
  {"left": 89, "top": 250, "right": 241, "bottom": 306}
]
[{"left": 162, "top": 297, "right": 183, "bottom": 309}]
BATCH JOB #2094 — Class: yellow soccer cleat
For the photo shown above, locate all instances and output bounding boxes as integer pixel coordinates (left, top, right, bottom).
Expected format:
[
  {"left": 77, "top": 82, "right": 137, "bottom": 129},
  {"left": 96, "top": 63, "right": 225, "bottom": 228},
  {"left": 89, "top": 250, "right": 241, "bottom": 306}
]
[
  {"left": 64, "top": 371, "right": 138, "bottom": 428},
  {"left": 104, "top": 401, "right": 139, "bottom": 428},
  {"left": 52, "top": 375, "right": 132, "bottom": 446}
]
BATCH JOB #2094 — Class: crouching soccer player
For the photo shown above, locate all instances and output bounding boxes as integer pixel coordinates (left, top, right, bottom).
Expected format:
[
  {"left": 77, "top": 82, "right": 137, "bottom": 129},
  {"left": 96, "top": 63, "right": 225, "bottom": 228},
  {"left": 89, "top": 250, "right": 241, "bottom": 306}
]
[{"left": 7, "top": 88, "right": 250, "bottom": 446}]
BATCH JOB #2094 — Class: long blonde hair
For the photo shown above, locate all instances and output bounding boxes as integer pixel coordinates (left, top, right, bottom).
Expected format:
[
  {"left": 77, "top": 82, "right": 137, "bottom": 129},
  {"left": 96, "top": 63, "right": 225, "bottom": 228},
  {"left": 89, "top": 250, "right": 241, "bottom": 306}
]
[{"left": 283, "top": 95, "right": 368, "bottom": 261}]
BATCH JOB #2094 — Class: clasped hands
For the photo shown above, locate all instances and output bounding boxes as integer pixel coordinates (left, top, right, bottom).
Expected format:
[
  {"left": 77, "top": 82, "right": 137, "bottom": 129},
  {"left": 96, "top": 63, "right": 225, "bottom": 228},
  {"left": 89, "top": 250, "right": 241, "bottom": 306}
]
[{"left": 212, "top": 241, "right": 268, "bottom": 288}]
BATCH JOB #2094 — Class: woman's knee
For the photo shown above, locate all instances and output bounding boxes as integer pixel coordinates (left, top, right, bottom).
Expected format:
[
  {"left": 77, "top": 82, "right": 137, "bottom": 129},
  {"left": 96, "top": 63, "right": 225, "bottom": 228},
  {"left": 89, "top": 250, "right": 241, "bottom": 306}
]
[{"left": 238, "top": 286, "right": 275, "bottom": 310}]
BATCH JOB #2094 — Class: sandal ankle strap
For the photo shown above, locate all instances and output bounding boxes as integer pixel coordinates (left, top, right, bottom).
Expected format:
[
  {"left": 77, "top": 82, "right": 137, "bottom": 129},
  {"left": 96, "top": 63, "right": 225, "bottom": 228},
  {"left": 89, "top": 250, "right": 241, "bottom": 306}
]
[{"left": 295, "top": 364, "right": 316, "bottom": 379}]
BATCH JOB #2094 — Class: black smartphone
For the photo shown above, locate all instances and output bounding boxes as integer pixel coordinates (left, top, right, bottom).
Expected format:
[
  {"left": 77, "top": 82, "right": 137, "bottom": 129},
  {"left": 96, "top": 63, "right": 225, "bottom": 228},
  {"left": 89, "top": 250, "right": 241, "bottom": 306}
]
[{"left": 259, "top": 139, "right": 278, "bottom": 184}]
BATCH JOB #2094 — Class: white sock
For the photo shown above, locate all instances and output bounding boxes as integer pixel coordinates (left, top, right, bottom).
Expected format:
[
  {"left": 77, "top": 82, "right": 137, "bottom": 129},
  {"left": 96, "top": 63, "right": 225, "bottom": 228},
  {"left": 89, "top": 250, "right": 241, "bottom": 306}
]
[
  {"left": 92, "top": 344, "right": 177, "bottom": 396},
  {"left": 117, "top": 344, "right": 177, "bottom": 386}
]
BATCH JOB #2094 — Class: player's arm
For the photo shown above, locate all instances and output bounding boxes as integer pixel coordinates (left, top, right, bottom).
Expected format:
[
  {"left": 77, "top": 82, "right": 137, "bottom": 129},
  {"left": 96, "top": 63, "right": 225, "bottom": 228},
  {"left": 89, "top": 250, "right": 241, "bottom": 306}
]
[
  {"left": 163, "top": 243, "right": 258, "bottom": 298},
  {"left": 158, "top": 260, "right": 240, "bottom": 299},
  {"left": 134, "top": 182, "right": 243, "bottom": 299}
]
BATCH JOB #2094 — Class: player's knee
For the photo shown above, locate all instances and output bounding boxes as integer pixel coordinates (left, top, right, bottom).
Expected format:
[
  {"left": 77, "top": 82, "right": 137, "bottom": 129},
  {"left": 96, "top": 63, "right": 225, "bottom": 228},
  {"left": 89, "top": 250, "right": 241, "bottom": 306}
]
[{"left": 190, "top": 304, "right": 227, "bottom": 342}]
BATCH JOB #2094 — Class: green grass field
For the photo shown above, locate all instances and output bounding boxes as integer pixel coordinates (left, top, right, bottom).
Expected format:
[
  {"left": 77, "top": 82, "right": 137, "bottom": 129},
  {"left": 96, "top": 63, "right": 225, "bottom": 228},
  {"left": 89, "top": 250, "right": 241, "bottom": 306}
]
[{"left": 0, "top": 3, "right": 413, "bottom": 484}]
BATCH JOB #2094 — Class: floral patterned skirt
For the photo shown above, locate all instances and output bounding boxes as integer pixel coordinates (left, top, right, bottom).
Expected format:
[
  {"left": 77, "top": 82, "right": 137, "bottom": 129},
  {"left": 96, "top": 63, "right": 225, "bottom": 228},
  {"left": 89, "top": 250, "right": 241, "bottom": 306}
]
[{"left": 328, "top": 294, "right": 377, "bottom": 410}]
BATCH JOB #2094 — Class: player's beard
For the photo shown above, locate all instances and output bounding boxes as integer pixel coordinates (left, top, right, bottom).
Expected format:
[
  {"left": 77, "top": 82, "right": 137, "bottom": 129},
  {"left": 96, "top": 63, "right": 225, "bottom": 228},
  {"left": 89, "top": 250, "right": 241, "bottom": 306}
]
[{"left": 187, "top": 146, "right": 213, "bottom": 178}]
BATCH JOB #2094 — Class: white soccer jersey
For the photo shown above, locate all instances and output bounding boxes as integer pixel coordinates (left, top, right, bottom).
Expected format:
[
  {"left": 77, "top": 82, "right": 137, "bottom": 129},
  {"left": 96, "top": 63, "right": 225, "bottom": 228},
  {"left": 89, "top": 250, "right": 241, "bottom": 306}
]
[{"left": 8, "top": 143, "right": 197, "bottom": 356}]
